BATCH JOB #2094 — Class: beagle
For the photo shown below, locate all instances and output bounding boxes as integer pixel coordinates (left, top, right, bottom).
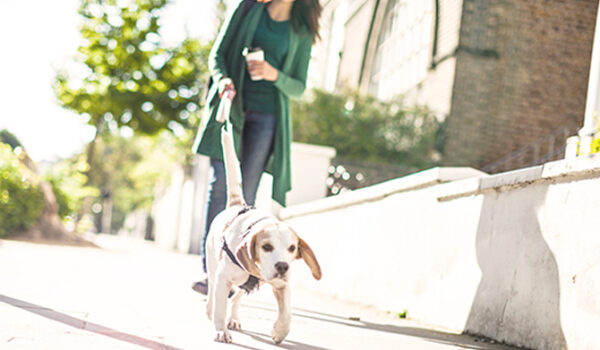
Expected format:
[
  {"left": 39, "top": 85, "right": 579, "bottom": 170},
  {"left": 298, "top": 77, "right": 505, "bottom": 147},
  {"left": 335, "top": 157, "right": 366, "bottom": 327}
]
[{"left": 204, "top": 109, "right": 321, "bottom": 344}]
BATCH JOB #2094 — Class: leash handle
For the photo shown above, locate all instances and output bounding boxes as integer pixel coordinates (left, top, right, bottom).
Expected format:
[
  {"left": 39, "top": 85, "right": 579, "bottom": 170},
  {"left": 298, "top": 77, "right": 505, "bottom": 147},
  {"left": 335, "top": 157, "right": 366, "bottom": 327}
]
[{"left": 216, "top": 89, "right": 233, "bottom": 124}]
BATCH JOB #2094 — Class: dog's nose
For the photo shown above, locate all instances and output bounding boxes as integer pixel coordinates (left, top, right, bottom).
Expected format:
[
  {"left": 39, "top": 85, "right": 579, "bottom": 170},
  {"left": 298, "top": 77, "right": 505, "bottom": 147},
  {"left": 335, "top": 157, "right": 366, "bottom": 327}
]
[{"left": 275, "top": 262, "right": 289, "bottom": 275}]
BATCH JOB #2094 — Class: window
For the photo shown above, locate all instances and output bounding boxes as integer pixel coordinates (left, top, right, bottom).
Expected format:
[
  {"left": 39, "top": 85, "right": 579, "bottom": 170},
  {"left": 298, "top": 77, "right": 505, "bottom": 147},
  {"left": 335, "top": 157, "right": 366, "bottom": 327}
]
[
  {"left": 368, "top": 0, "right": 434, "bottom": 100},
  {"left": 324, "top": 1, "right": 348, "bottom": 91}
]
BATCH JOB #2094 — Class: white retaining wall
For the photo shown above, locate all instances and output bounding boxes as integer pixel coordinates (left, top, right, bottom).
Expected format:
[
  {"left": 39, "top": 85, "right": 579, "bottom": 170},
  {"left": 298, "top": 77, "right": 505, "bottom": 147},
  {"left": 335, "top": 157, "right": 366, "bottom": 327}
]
[{"left": 281, "top": 156, "right": 600, "bottom": 350}]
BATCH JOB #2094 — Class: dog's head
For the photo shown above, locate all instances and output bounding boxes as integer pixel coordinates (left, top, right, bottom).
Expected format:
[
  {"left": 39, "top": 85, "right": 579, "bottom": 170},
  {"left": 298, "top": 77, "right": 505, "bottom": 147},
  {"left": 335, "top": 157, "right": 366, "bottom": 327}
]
[{"left": 236, "top": 223, "right": 321, "bottom": 283}]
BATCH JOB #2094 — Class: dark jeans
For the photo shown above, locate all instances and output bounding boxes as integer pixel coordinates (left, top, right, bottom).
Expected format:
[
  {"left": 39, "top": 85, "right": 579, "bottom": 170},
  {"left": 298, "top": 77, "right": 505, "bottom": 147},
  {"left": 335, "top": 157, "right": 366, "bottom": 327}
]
[{"left": 201, "top": 110, "right": 277, "bottom": 271}]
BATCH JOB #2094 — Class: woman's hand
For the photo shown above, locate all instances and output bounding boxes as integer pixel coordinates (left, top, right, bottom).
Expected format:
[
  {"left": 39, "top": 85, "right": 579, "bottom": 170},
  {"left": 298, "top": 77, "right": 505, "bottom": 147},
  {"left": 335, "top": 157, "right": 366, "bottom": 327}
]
[
  {"left": 247, "top": 60, "right": 279, "bottom": 82},
  {"left": 218, "top": 77, "right": 236, "bottom": 99}
]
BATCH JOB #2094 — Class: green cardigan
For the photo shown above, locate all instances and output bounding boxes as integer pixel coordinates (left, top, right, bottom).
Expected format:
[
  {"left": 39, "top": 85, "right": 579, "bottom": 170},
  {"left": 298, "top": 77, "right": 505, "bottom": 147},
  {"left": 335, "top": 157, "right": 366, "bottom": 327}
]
[{"left": 192, "top": 1, "right": 313, "bottom": 207}]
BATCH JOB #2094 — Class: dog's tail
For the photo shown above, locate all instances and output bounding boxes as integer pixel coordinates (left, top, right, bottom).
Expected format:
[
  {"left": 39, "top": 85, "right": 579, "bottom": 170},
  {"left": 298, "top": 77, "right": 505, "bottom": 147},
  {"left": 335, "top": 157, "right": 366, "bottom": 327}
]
[{"left": 219, "top": 93, "right": 245, "bottom": 208}]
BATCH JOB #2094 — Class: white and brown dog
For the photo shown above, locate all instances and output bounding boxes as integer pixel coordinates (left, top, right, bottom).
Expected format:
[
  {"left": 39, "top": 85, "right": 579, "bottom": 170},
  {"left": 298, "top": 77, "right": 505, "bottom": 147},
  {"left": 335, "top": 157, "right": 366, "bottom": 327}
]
[{"left": 204, "top": 99, "right": 321, "bottom": 344}]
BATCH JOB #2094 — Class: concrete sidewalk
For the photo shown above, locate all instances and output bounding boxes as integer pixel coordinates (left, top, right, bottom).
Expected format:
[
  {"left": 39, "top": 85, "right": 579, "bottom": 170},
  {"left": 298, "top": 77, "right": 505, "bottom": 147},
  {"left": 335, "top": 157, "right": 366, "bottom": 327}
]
[{"left": 0, "top": 235, "right": 522, "bottom": 350}]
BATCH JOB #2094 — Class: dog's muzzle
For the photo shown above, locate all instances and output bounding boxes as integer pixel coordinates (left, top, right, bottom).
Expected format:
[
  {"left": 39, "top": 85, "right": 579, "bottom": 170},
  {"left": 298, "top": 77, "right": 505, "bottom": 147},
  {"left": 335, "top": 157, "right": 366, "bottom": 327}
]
[{"left": 275, "top": 262, "right": 289, "bottom": 277}]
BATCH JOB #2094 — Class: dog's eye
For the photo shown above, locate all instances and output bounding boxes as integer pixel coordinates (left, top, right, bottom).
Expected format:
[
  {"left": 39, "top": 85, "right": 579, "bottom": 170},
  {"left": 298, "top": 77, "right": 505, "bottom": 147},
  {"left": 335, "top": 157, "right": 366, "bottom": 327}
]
[
  {"left": 262, "top": 243, "right": 274, "bottom": 252},
  {"left": 288, "top": 245, "right": 296, "bottom": 253}
]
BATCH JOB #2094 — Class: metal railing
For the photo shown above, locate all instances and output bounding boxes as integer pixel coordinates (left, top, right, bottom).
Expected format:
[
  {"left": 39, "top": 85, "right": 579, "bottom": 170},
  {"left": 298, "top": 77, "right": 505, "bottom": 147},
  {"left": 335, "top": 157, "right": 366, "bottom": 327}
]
[{"left": 482, "top": 125, "right": 580, "bottom": 174}]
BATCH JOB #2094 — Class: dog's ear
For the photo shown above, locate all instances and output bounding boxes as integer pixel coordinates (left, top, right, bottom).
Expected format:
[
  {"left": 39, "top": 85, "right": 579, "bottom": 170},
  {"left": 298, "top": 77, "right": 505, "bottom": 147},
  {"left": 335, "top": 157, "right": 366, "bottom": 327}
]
[
  {"left": 236, "top": 234, "right": 262, "bottom": 277},
  {"left": 294, "top": 234, "right": 322, "bottom": 281}
]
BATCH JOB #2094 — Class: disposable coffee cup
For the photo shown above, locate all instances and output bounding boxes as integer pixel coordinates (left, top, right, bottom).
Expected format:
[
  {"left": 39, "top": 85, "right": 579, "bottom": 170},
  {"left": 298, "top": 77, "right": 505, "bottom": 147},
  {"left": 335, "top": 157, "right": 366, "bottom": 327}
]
[{"left": 245, "top": 47, "right": 264, "bottom": 81}]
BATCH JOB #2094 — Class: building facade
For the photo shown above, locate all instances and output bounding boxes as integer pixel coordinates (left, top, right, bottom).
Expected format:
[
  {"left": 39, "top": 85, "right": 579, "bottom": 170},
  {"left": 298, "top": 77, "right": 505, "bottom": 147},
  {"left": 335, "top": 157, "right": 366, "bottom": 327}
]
[{"left": 308, "top": 0, "right": 599, "bottom": 173}]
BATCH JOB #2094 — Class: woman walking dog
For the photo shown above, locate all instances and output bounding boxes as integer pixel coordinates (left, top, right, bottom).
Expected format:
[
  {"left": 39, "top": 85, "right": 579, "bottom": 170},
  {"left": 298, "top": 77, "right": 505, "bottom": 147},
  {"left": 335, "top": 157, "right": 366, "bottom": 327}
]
[{"left": 192, "top": 0, "right": 322, "bottom": 294}]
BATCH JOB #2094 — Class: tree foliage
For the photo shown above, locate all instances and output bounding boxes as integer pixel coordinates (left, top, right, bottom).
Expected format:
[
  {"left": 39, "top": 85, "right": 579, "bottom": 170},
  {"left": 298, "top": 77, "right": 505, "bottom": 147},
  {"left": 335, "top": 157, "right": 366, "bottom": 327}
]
[
  {"left": 85, "top": 131, "right": 181, "bottom": 231},
  {"left": 54, "top": 0, "right": 211, "bottom": 135},
  {"left": 50, "top": 0, "right": 217, "bottom": 233},
  {"left": 43, "top": 155, "right": 100, "bottom": 220},
  {"left": 0, "top": 130, "right": 23, "bottom": 149}
]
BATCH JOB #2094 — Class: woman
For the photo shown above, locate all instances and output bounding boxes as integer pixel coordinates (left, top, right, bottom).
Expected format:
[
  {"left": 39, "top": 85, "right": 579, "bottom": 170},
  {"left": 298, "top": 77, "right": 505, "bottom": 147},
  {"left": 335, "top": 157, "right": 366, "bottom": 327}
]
[{"left": 191, "top": 0, "right": 322, "bottom": 294}]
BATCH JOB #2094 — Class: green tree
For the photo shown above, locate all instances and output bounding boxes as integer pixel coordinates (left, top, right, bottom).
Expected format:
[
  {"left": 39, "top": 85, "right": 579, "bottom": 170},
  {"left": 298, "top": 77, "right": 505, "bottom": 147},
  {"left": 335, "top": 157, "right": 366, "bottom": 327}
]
[
  {"left": 43, "top": 155, "right": 100, "bottom": 220},
  {"left": 85, "top": 131, "right": 180, "bottom": 232},
  {"left": 0, "top": 129, "right": 23, "bottom": 149},
  {"left": 52, "top": 0, "right": 212, "bottom": 231},
  {"left": 54, "top": 0, "right": 210, "bottom": 136}
]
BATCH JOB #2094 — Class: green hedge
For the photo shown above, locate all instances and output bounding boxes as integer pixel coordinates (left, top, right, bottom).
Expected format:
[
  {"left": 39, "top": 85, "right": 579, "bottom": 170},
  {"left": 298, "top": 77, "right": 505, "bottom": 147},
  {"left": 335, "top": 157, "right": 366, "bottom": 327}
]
[
  {"left": 291, "top": 89, "right": 441, "bottom": 168},
  {"left": 291, "top": 89, "right": 442, "bottom": 193},
  {"left": 0, "top": 143, "right": 45, "bottom": 237}
]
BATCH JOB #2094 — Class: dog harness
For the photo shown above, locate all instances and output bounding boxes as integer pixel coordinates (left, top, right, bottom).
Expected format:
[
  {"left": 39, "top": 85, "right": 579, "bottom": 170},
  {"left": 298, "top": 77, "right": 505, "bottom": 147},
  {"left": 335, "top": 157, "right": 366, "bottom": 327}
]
[
  {"left": 222, "top": 240, "right": 260, "bottom": 293},
  {"left": 221, "top": 206, "right": 271, "bottom": 293}
]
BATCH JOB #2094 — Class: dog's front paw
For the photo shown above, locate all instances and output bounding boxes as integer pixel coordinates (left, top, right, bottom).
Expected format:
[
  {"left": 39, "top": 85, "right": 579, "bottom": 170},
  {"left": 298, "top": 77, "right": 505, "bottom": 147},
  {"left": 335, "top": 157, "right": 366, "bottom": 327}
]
[
  {"left": 214, "top": 330, "right": 233, "bottom": 343},
  {"left": 271, "top": 323, "right": 290, "bottom": 344},
  {"left": 227, "top": 318, "right": 242, "bottom": 331}
]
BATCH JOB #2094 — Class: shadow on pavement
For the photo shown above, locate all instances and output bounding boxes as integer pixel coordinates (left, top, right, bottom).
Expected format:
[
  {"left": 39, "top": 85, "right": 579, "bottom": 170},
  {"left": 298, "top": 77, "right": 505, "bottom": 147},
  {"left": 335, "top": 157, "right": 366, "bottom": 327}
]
[
  {"left": 0, "top": 294, "right": 183, "bottom": 350},
  {"left": 241, "top": 330, "right": 334, "bottom": 350},
  {"left": 243, "top": 302, "right": 521, "bottom": 350}
]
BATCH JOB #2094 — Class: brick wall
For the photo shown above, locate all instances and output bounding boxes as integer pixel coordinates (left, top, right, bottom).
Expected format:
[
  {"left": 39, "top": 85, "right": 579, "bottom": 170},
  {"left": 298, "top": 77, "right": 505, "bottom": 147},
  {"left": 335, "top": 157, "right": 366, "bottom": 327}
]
[{"left": 443, "top": 0, "right": 598, "bottom": 171}]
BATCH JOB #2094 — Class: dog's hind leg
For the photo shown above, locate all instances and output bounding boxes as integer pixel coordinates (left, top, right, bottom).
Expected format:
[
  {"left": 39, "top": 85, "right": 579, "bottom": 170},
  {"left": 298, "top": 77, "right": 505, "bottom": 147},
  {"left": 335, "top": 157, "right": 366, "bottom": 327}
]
[
  {"left": 227, "top": 289, "right": 245, "bottom": 331},
  {"left": 205, "top": 279, "right": 214, "bottom": 321}
]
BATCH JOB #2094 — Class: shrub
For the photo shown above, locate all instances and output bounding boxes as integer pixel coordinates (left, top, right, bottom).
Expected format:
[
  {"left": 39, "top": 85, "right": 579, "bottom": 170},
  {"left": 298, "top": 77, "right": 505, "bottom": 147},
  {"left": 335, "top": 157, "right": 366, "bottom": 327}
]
[
  {"left": 43, "top": 154, "right": 99, "bottom": 220},
  {"left": 0, "top": 143, "right": 45, "bottom": 237},
  {"left": 592, "top": 136, "right": 600, "bottom": 154},
  {"left": 291, "top": 89, "right": 441, "bottom": 193},
  {"left": 576, "top": 114, "right": 600, "bottom": 155},
  {"left": 291, "top": 89, "right": 441, "bottom": 167}
]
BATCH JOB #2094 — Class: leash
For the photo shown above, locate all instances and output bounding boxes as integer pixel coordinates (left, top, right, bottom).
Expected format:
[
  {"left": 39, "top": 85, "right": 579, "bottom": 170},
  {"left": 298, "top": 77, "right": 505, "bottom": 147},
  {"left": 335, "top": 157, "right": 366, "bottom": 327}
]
[{"left": 215, "top": 86, "right": 266, "bottom": 293}]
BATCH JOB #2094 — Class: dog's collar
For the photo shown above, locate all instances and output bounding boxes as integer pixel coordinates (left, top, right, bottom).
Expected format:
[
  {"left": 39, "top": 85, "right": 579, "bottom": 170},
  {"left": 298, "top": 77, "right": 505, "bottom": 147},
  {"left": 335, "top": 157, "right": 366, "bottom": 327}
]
[
  {"left": 223, "top": 205, "right": 256, "bottom": 231},
  {"left": 241, "top": 216, "right": 271, "bottom": 239},
  {"left": 224, "top": 205, "right": 275, "bottom": 237}
]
